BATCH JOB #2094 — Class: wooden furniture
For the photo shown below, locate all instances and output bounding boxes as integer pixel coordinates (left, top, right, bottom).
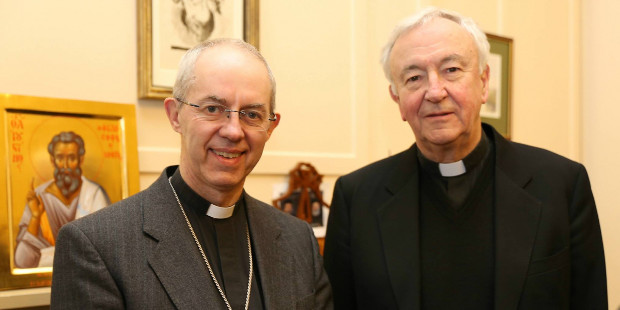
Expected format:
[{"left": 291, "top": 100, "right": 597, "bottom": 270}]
[{"left": 272, "top": 163, "right": 330, "bottom": 224}]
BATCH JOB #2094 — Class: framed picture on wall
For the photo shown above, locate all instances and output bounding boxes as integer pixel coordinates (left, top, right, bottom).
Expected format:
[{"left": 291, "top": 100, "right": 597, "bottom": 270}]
[
  {"left": 482, "top": 33, "right": 513, "bottom": 138},
  {"left": 0, "top": 94, "right": 140, "bottom": 290},
  {"left": 138, "top": 0, "right": 260, "bottom": 99}
]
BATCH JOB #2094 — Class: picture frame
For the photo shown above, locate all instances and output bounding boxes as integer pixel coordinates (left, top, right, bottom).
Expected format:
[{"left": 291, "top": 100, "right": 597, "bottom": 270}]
[
  {"left": 482, "top": 33, "right": 513, "bottom": 138},
  {"left": 0, "top": 94, "right": 140, "bottom": 290},
  {"left": 138, "top": 0, "right": 260, "bottom": 99}
]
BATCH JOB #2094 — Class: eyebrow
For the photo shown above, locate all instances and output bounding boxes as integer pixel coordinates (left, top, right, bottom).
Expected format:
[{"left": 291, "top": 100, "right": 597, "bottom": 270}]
[
  {"left": 197, "top": 95, "right": 227, "bottom": 105},
  {"left": 196, "top": 95, "right": 267, "bottom": 111},
  {"left": 440, "top": 54, "right": 468, "bottom": 65},
  {"left": 399, "top": 53, "right": 469, "bottom": 77},
  {"left": 242, "top": 103, "right": 267, "bottom": 110}
]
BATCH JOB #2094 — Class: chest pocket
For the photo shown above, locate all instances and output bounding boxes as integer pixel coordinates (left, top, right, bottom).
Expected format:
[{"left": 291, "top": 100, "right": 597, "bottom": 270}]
[{"left": 527, "top": 247, "right": 570, "bottom": 276}]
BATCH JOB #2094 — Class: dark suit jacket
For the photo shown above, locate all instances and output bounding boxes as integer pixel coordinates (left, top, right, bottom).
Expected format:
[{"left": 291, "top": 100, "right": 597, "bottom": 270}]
[
  {"left": 51, "top": 166, "right": 332, "bottom": 309},
  {"left": 324, "top": 124, "right": 607, "bottom": 310}
]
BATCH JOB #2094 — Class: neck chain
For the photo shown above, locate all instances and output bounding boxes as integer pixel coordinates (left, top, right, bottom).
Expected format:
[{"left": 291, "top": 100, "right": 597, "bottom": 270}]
[{"left": 168, "top": 177, "right": 253, "bottom": 310}]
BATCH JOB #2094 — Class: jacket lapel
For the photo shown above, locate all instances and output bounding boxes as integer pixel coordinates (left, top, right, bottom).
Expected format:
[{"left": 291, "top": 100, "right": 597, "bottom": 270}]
[
  {"left": 489, "top": 126, "right": 542, "bottom": 309},
  {"left": 245, "top": 193, "right": 288, "bottom": 309},
  {"left": 142, "top": 169, "right": 222, "bottom": 309},
  {"left": 375, "top": 128, "right": 544, "bottom": 310},
  {"left": 377, "top": 146, "right": 421, "bottom": 309}
]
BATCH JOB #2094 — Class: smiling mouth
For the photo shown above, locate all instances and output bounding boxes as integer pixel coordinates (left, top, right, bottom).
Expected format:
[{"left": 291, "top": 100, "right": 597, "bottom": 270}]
[{"left": 213, "top": 150, "right": 242, "bottom": 159}]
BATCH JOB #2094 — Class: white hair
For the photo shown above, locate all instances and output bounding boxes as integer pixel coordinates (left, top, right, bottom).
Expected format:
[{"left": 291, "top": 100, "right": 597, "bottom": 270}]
[{"left": 380, "top": 7, "right": 490, "bottom": 92}]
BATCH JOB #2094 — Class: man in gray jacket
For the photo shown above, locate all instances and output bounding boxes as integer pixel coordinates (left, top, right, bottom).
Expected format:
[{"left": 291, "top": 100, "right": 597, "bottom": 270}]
[{"left": 51, "top": 38, "right": 332, "bottom": 309}]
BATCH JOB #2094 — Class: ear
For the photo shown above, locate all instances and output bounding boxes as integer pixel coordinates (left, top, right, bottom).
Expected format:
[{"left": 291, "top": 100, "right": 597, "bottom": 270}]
[
  {"left": 388, "top": 85, "right": 408, "bottom": 122},
  {"left": 266, "top": 113, "right": 281, "bottom": 139},
  {"left": 79, "top": 155, "right": 85, "bottom": 166},
  {"left": 480, "top": 64, "right": 490, "bottom": 103},
  {"left": 388, "top": 84, "right": 400, "bottom": 104},
  {"left": 164, "top": 98, "right": 182, "bottom": 133}
]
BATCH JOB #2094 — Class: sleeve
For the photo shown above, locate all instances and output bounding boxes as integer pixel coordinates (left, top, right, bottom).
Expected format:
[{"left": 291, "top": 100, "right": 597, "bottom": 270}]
[
  {"left": 568, "top": 165, "right": 607, "bottom": 309},
  {"left": 14, "top": 205, "right": 51, "bottom": 268},
  {"left": 14, "top": 231, "right": 49, "bottom": 268},
  {"left": 50, "top": 222, "right": 124, "bottom": 309},
  {"left": 323, "top": 177, "right": 357, "bottom": 309}
]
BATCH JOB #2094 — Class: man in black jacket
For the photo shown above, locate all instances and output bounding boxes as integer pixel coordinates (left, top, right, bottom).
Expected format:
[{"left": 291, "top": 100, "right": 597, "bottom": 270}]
[{"left": 324, "top": 7, "right": 607, "bottom": 310}]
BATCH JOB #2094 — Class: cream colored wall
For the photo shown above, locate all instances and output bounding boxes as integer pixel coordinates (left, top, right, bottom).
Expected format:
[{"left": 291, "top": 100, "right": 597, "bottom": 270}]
[
  {"left": 0, "top": 0, "right": 616, "bottom": 308},
  {"left": 252, "top": 0, "right": 582, "bottom": 200},
  {"left": 583, "top": 0, "right": 620, "bottom": 308},
  {"left": 0, "top": 2, "right": 137, "bottom": 103}
]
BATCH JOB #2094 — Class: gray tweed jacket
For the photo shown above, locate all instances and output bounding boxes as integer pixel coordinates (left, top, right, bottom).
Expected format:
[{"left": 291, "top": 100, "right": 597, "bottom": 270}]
[{"left": 51, "top": 166, "right": 333, "bottom": 309}]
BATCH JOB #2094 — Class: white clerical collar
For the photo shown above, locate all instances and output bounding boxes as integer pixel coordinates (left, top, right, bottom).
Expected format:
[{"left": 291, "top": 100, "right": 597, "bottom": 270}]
[
  {"left": 206, "top": 204, "right": 235, "bottom": 219},
  {"left": 438, "top": 160, "right": 466, "bottom": 177}
]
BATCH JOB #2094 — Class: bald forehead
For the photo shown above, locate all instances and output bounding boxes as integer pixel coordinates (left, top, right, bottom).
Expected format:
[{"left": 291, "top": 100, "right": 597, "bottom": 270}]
[
  {"left": 198, "top": 44, "right": 272, "bottom": 85},
  {"left": 198, "top": 43, "right": 267, "bottom": 71},
  {"left": 192, "top": 46, "right": 268, "bottom": 87}
]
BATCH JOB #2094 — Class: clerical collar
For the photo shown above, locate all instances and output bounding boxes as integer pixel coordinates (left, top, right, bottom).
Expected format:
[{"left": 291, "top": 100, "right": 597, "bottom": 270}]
[
  {"left": 417, "top": 133, "right": 489, "bottom": 178},
  {"left": 169, "top": 168, "right": 237, "bottom": 219},
  {"left": 206, "top": 204, "right": 235, "bottom": 219},
  {"left": 439, "top": 161, "right": 466, "bottom": 177}
]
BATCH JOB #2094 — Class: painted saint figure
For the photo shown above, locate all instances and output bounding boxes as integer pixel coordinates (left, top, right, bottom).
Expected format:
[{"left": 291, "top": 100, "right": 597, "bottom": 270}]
[{"left": 14, "top": 131, "right": 110, "bottom": 268}]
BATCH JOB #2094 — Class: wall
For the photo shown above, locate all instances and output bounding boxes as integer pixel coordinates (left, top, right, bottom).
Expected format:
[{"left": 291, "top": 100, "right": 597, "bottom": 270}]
[
  {"left": 583, "top": 0, "right": 620, "bottom": 308},
  {"left": 0, "top": 0, "right": 616, "bottom": 308},
  {"left": 0, "top": 2, "right": 139, "bottom": 307}
]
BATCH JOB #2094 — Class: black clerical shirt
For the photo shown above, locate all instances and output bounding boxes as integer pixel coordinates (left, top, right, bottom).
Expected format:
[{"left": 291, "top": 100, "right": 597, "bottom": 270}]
[
  {"left": 417, "top": 132, "right": 491, "bottom": 209},
  {"left": 170, "top": 169, "right": 264, "bottom": 309},
  {"left": 416, "top": 132, "right": 496, "bottom": 309}
]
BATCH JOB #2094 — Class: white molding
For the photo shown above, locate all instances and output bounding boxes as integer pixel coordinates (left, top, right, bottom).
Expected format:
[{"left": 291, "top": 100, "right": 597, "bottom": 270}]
[{"left": 0, "top": 287, "right": 50, "bottom": 309}]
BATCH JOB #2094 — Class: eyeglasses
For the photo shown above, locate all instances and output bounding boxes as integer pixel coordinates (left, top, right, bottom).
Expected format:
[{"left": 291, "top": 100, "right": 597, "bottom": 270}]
[{"left": 175, "top": 97, "right": 277, "bottom": 131}]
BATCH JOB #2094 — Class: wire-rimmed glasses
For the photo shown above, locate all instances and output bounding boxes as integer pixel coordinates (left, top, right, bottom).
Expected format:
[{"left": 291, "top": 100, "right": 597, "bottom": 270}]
[{"left": 175, "top": 97, "right": 277, "bottom": 132}]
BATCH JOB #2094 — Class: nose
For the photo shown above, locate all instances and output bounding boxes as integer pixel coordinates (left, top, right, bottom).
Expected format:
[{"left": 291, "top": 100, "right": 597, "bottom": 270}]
[
  {"left": 57, "top": 158, "right": 69, "bottom": 169},
  {"left": 219, "top": 112, "right": 245, "bottom": 141},
  {"left": 424, "top": 72, "right": 448, "bottom": 103}
]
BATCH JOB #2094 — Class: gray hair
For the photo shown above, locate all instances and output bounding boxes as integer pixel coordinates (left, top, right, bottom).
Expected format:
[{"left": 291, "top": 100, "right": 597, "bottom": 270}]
[
  {"left": 48, "top": 131, "right": 85, "bottom": 156},
  {"left": 380, "top": 7, "right": 490, "bottom": 91},
  {"left": 172, "top": 38, "right": 277, "bottom": 113}
]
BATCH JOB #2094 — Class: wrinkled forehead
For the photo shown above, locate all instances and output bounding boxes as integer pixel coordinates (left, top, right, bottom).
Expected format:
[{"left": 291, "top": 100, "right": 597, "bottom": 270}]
[{"left": 392, "top": 17, "right": 478, "bottom": 63}]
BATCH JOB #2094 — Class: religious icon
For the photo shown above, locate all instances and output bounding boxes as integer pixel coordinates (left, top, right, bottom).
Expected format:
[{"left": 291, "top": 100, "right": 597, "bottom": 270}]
[
  {"left": 14, "top": 131, "right": 111, "bottom": 268},
  {"left": 310, "top": 198, "right": 323, "bottom": 227},
  {"left": 0, "top": 94, "right": 139, "bottom": 290}
]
